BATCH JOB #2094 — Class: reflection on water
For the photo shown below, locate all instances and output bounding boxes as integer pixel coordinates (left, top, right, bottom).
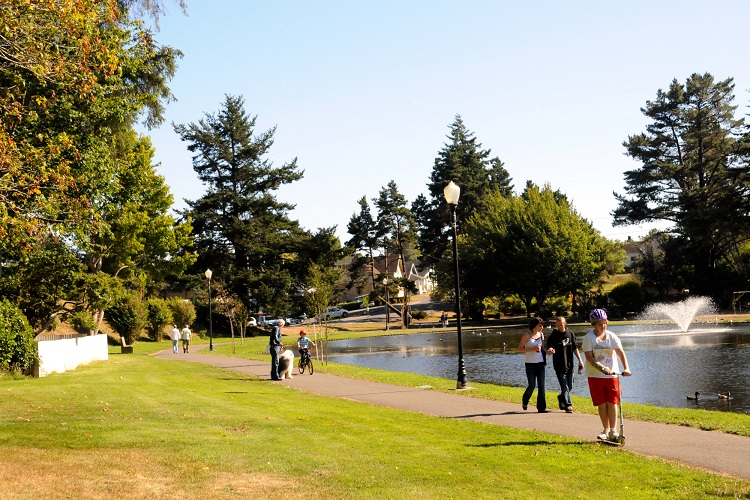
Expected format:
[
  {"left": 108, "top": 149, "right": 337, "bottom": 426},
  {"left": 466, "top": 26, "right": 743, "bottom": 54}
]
[{"left": 327, "top": 323, "right": 750, "bottom": 414}]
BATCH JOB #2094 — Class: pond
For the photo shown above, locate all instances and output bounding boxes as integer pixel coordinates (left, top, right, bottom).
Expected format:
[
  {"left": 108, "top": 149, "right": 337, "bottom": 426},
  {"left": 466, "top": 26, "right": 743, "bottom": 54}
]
[{"left": 326, "top": 323, "right": 750, "bottom": 414}]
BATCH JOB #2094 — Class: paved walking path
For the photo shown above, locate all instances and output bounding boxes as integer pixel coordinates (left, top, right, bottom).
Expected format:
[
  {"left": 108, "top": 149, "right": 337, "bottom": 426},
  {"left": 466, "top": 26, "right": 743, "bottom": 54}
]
[{"left": 154, "top": 347, "right": 750, "bottom": 481}]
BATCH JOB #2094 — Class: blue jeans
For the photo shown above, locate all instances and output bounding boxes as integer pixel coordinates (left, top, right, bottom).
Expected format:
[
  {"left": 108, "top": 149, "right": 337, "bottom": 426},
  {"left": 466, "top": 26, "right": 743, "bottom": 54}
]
[
  {"left": 556, "top": 371, "right": 573, "bottom": 408},
  {"left": 523, "top": 362, "right": 546, "bottom": 411},
  {"left": 270, "top": 346, "right": 281, "bottom": 379}
]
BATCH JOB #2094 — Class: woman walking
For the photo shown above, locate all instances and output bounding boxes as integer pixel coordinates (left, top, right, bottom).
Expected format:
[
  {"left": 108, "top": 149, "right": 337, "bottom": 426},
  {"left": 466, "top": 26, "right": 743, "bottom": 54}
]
[{"left": 518, "top": 316, "right": 549, "bottom": 413}]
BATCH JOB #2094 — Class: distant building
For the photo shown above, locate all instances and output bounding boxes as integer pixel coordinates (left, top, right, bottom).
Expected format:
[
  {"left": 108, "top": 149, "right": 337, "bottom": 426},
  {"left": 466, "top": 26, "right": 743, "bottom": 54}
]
[
  {"left": 622, "top": 236, "right": 641, "bottom": 271},
  {"left": 336, "top": 255, "right": 435, "bottom": 302}
]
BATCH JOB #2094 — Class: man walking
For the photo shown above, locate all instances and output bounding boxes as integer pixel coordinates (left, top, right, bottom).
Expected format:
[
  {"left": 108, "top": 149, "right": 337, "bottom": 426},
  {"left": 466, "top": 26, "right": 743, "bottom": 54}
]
[
  {"left": 546, "top": 316, "right": 584, "bottom": 412},
  {"left": 269, "top": 319, "right": 285, "bottom": 380}
]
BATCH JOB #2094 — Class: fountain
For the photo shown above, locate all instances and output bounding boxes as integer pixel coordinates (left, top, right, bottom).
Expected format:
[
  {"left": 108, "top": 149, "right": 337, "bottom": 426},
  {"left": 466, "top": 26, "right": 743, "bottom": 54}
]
[{"left": 638, "top": 296, "right": 716, "bottom": 332}]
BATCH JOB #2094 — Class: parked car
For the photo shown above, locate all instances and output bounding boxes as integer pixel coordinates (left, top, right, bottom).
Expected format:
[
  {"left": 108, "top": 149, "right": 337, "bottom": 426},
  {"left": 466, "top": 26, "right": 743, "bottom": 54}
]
[
  {"left": 247, "top": 317, "right": 257, "bottom": 327},
  {"left": 353, "top": 295, "right": 369, "bottom": 308},
  {"left": 258, "top": 316, "right": 278, "bottom": 327},
  {"left": 316, "top": 306, "right": 349, "bottom": 321}
]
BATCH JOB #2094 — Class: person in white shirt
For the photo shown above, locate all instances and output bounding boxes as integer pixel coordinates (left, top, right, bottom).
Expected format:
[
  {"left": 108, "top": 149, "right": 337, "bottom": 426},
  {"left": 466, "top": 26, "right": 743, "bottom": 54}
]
[
  {"left": 169, "top": 325, "right": 180, "bottom": 353},
  {"left": 582, "top": 309, "right": 632, "bottom": 441}
]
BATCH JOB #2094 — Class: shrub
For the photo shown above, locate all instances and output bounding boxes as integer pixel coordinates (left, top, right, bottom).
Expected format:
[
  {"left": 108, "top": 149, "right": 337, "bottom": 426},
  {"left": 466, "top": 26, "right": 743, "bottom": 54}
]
[
  {"left": 609, "top": 280, "right": 645, "bottom": 314},
  {"left": 71, "top": 310, "right": 97, "bottom": 334},
  {"left": 106, "top": 293, "right": 148, "bottom": 345},
  {"left": 411, "top": 310, "right": 427, "bottom": 320},
  {"left": 168, "top": 298, "right": 196, "bottom": 330},
  {"left": 146, "top": 298, "right": 173, "bottom": 341},
  {"left": 338, "top": 301, "right": 361, "bottom": 311},
  {"left": 0, "top": 299, "right": 38, "bottom": 375}
]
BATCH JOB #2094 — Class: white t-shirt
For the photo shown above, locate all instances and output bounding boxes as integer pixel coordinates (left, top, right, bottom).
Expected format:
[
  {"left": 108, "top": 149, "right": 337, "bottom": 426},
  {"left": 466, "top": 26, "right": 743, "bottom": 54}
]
[
  {"left": 523, "top": 334, "right": 545, "bottom": 364},
  {"left": 169, "top": 328, "right": 180, "bottom": 341},
  {"left": 582, "top": 329, "right": 622, "bottom": 378}
]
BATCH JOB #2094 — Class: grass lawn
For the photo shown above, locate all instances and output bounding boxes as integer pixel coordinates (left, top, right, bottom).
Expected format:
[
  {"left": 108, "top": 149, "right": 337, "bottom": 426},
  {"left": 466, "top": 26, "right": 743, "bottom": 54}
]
[
  {"left": 1, "top": 343, "right": 748, "bottom": 499},
  {"left": 207, "top": 328, "right": 750, "bottom": 439}
]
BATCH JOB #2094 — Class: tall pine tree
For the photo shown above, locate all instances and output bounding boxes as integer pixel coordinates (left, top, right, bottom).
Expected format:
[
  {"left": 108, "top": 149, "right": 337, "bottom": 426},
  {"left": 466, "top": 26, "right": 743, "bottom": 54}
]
[
  {"left": 416, "top": 115, "right": 513, "bottom": 268},
  {"left": 614, "top": 73, "right": 750, "bottom": 297},
  {"left": 175, "top": 95, "right": 306, "bottom": 315}
]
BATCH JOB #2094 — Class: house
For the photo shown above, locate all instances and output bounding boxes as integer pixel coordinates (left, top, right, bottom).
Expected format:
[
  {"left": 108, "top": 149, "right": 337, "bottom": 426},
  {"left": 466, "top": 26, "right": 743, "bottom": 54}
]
[
  {"left": 336, "top": 255, "right": 434, "bottom": 302},
  {"left": 403, "top": 261, "right": 435, "bottom": 295},
  {"left": 622, "top": 236, "right": 641, "bottom": 271}
]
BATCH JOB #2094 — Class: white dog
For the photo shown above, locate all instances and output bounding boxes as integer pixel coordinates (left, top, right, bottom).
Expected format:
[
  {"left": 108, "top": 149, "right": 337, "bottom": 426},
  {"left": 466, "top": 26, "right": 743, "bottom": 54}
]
[{"left": 278, "top": 350, "right": 295, "bottom": 379}]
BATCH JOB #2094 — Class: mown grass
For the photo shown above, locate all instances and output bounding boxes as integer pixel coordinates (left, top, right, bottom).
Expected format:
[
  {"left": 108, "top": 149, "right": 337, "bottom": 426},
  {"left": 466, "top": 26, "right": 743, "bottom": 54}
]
[
  {"left": 207, "top": 330, "right": 750, "bottom": 438},
  {"left": 1, "top": 348, "right": 748, "bottom": 499}
]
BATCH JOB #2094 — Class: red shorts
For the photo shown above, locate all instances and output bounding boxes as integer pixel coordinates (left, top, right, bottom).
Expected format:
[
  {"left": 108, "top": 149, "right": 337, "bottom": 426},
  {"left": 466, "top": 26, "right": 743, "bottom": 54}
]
[{"left": 588, "top": 377, "right": 620, "bottom": 406}]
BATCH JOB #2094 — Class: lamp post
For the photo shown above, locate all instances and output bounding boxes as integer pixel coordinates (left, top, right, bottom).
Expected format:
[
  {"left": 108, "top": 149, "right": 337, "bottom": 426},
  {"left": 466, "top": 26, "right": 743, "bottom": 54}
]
[
  {"left": 444, "top": 181, "right": 468, "bottom": 389},
  {"left": 384, "top": 275, "right": 390, "bottom": 331},
  {"left": 205, "top": 269, "right": 213, "bottom": 351}
]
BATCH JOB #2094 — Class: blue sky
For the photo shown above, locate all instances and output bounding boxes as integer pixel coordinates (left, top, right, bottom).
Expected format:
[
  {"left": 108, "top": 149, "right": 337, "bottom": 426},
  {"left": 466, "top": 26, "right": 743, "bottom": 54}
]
[{"left": 142, "top": 1, "right": 750, "bottom": 244}]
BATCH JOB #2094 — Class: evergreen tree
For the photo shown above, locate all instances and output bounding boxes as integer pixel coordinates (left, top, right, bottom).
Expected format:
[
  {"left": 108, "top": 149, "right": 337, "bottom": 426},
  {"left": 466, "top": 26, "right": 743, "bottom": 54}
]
[
  {"left": 417, "top": 115, "right": 514, "bottom": 269},
  {"left": 174, "top": 95, "right": 306, "bottom": 316},
  {"left": 374, "top": 181, "right": 418, "bottom": 325},
  {"left": 345, "top": 196, "right": 380, "bottom": 294},
  {"left": 415, "top": 116, "right": 513, "bottom": 317},
  {"left": 614, "top": 73, "right": 750, "bottom": 297}
]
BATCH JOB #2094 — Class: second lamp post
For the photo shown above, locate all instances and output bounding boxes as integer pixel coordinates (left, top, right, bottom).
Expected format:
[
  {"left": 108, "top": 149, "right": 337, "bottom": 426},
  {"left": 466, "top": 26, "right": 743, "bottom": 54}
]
[
  {"left": 205, "top": 269, "right": 213, "bottom": 351},
  {"left": 444, "top": 181, "right": 468, "bottom": 389}
]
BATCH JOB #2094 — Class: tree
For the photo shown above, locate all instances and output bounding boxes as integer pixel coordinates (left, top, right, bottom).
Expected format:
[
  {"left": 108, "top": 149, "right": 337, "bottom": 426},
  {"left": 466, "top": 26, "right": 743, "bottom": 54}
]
[
  {"left": 416, "top": 115, "right": 514, "bottom": 269},
  {"left": 462, "top": 183, "right": 616, "bottom": 317},
  {"left": 168, "top": 298, "right": 196, "bottom": 330},
  {"left": 346, "top": 196, "right": 380, "bottom": 294},
  {"left": 0, "top": 0, "right": 181, "bottom": 255},
  {"left": 374, "top": 181, "right": 418, "bottom": 326},
  {"left": 614, "top": 73, "right": 750, "bottom": 297},
  {"left": 174, "top": 95, "right": 306, "bottom": 316},
  {"left": 0, "top": 299, "right": 38, "bottom": 375},
  {"left": 107, "top": 293, "right": 148, "bottom": 345},
  {"left": 79, "top": 132, "right": 195, "bottom": 281},
  {"left": 146, "top": 298, "right": 173, "bottom": 341}
]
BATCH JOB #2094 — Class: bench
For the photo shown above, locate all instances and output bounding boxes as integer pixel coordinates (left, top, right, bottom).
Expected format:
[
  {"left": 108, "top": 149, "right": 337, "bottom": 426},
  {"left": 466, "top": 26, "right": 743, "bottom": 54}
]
[{"left": 120, "top": 337, "right": 133, "bottom": 354}]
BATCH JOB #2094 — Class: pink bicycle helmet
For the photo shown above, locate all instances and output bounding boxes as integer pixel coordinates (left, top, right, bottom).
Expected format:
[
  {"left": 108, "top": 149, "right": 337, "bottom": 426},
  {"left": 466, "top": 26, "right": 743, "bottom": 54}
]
[{"left": 589, "top": 308, "right": 608, "bottom": 322}]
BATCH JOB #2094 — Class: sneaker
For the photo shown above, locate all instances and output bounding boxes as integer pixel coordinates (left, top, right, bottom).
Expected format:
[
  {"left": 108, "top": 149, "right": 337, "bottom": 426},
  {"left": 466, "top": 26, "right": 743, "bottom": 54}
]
[
  {"left": 608, "top": 430, "right": 619, "bottom": 441},
  {"left": 522, "top": 402, "right": 528, "bottom": 411},
  {"left": 597, "top": 430, "right": 609, "bottom": 440},
  {"left": 564, "top": 406, "right": 573, "bottom": 413}
]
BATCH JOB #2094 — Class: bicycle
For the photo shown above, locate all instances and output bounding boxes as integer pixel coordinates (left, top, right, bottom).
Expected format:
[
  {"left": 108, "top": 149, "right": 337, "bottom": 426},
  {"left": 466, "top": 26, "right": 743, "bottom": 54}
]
[{"left": 298, "top": 348, "right": 314, "bottom": 375}]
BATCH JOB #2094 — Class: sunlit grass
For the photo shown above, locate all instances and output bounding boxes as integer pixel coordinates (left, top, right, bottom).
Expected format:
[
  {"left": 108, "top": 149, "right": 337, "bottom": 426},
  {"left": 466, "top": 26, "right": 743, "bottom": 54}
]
[
  {"left": 206, "top": 329, "right": 750, "bottom": 438},
  {"left": 1, "top": 352, "right": 748, "bottom": 498}
]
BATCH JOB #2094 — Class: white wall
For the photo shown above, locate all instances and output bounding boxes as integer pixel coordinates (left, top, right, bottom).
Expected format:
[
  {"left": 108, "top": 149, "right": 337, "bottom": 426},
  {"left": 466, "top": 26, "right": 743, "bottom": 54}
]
[{"left": 37, "top": 334, "right": 109, "bottom": 377}]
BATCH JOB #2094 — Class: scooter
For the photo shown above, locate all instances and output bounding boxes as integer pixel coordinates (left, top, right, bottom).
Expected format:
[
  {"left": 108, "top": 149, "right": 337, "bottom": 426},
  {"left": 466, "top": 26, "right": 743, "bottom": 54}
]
[{"left": 597, "top": 372, "right": 625, "bottom": 446}]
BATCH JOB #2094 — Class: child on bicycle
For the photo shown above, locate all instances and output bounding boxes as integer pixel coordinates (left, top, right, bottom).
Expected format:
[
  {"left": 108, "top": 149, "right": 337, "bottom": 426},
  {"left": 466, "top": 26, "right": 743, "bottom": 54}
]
[{"left": 297, "top": 329, "right": 316, "bottom": 361}]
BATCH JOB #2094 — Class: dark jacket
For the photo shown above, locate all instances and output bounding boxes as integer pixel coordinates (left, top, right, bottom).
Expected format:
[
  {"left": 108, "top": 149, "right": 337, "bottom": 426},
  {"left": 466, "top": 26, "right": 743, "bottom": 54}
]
[
  {"left": 270, "top": 325, "right": 282, "bottom": 347},
  {"left": 547, "top": 328, "right": 577, "bottom": 373}
]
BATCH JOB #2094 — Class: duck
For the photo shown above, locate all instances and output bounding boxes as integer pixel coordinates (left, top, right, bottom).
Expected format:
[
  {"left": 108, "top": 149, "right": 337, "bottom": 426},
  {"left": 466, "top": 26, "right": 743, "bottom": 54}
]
[
  {"left": 687, "top": 392, "right": 700, "bottom": 400},
  {"left": 718, "top": 392, "right": 732, "bottom": 399}
]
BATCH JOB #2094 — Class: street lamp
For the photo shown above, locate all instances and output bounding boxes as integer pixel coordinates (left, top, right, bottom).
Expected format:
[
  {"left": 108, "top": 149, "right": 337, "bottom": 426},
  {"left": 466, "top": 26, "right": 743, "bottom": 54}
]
[
  {"left": 444, "top": 181, "right": 468, "bottom": 389},
  {"left": 383, "top": 275, "right": 390, "bottom": 331},
  {"left": 205, "top": 269, "right": 213, "bottom": 351}
]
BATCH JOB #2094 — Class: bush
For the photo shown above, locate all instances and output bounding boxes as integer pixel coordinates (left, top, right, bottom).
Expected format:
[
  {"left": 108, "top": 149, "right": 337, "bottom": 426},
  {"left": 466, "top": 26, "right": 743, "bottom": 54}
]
[
  {"left": 169, "top": 298, "right": 196, "bottom": 331},
  {"left": 71, "top": 310, "right": 97, "bottom": 334},
  {"left": 146, "top": 298, "right": 173, "bottom": 341},
  {"left": 411, "top": 310, "right": 427, "bottom": 320},
  {"left": 106, "top": 293, "right": 148, "bottom": 345},
  {"left": 609, "top": 280, "right": 645, "bottom": 314},
  {"left": 338, "top": 301, "right": 361, "bottom": 311},
  {"left": 0, "top": 299, "right": 38, "bottom": 375}
]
